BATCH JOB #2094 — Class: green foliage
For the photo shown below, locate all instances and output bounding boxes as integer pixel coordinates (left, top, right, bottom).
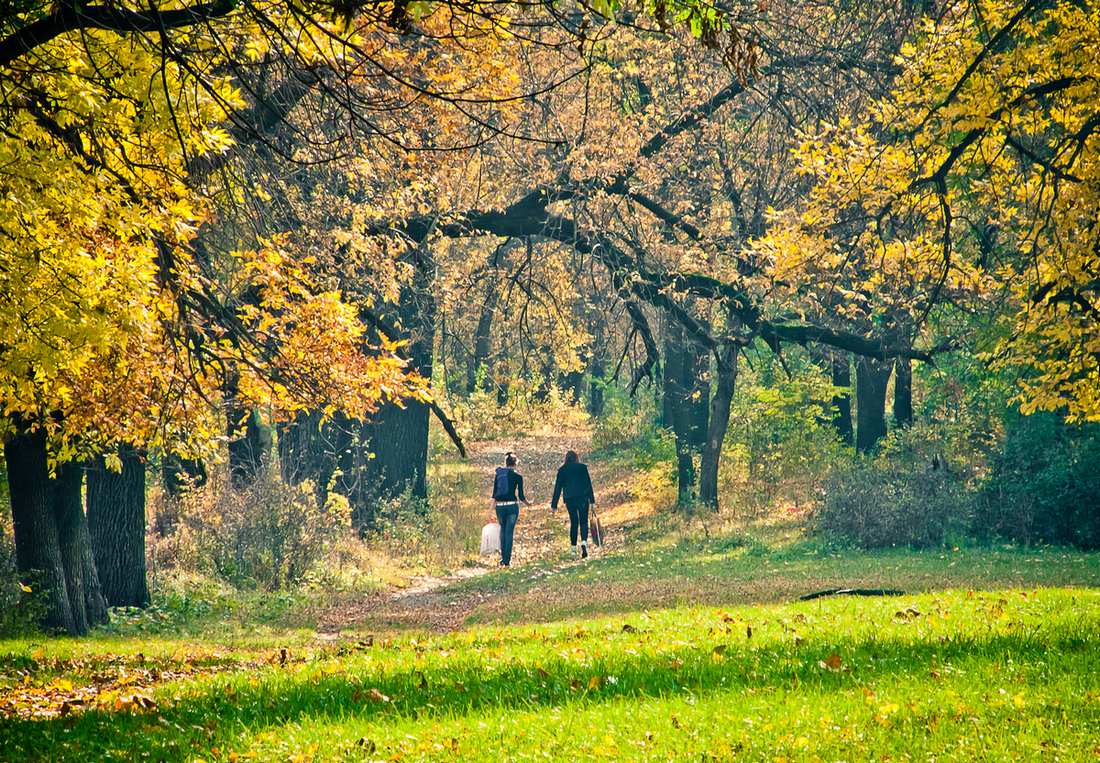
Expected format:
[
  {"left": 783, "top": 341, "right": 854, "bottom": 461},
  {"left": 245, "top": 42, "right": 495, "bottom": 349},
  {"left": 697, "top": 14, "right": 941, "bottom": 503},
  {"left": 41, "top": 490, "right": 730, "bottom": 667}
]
[
  {"left": 816, "top": 424, "right": 973, "bottom": 549},
  {"left": 590, "top": 386, "right": 649, "bottom": 451},
  {"left": 977, "top": 413, "right": 1100, "bottom": 549},
  {"left": 158, "top": 472, "right": 350, "bottom": 591},
  {"left": 721, "top": 350, "right": 847, "bottom": 513}
]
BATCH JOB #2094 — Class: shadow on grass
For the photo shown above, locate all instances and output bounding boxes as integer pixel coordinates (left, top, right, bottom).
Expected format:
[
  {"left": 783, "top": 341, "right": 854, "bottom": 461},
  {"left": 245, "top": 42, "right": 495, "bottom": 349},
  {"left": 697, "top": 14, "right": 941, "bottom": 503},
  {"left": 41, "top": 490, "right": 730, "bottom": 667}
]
[{"left": 3, "top": 624, "right": 1097, "bottom": 761}]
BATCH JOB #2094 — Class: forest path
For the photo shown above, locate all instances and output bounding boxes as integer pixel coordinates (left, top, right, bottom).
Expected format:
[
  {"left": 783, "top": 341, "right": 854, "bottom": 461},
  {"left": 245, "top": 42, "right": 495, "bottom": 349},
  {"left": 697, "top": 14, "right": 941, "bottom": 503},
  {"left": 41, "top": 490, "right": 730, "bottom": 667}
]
[{"left": 319, "top": 430, "right": 622, "bottom": 633}]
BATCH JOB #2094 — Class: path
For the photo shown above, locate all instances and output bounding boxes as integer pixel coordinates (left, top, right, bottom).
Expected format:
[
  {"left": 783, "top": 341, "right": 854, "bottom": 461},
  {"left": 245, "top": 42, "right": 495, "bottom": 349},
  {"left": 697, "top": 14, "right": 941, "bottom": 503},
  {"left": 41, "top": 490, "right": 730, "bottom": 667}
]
[{"left": 318, "top": 431, "right": 622, "bottom": 633}]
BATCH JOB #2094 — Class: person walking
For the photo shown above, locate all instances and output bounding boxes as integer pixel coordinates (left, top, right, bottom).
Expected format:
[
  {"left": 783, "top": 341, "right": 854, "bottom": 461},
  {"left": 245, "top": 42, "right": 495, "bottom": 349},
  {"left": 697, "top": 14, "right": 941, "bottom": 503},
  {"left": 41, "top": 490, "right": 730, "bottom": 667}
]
[
  {"left": 551, "top": 450, "right": 596, "bottom": 559},
  {"left": 490, "top": 451, "right": 530, "bottom": 567}
]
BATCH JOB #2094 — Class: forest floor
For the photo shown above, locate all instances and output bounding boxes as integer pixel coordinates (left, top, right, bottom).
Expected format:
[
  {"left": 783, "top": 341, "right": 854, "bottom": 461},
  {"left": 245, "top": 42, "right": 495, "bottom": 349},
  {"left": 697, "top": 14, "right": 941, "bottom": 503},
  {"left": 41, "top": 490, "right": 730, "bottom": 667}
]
[{"left": 2, "top": 429, "right": 1100, "bottom": 760}]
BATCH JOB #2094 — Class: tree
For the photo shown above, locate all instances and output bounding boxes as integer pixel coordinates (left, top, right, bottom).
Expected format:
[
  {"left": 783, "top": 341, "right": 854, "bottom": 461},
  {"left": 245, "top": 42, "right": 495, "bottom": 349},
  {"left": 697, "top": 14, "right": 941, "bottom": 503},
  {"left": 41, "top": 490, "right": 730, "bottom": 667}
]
[{"left": 776, "top": 0, "right": 1100, "bottom": 423}]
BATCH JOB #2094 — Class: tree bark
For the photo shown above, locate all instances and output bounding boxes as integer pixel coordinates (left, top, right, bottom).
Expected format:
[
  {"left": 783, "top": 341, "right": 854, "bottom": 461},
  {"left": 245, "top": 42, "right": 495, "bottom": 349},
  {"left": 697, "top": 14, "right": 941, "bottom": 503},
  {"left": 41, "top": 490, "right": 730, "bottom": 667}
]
[
  {"left": 51, "top": 461, "right": 103, "bottom": 634},
  {"left": 223, "top": 367, "right": 271, "bottom": 489},
  {"left": 87, "top": 446, "right": 149, "bottom": 608},
  {"left": 894, "top": 355, "right": 913, "bottom": 427},
  {"left": 663, "top": 322, "right": 693, "bottom": 503},
  {"left": 467, "top": 292, "right": 496, "bottom": 393},
  {"left": 588, "top": 354, "right": 606, "bottom": 417},
  {"left": 5, "top": 425, "right": 77, "bottom": 633},
  {"left": 855, "top": 357, "right": 893, "bottom": 452},
  {"left": 698, "top": 342, "right": 738, "bottom": 511},
  {"left": 831, "top": 352, "right": 854, "bottom": 445}
]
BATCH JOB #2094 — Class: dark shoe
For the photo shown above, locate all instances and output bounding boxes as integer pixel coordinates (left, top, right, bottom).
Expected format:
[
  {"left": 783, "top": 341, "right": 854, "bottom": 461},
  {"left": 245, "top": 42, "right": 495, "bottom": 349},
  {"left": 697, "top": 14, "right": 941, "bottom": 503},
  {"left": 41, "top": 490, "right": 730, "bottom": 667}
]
[{"left": 581, "top": 544, "right": 588, "bottom": 560}]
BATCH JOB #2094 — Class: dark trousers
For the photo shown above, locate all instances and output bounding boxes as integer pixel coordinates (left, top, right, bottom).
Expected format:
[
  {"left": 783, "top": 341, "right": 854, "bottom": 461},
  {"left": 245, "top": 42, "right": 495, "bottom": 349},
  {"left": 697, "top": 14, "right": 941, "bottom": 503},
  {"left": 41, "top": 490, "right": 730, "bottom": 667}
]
[
  {"left": 565, "top": 498, "right": 589, "bottom": 545},
  {"left": 495, "top": 503, "right": 519, "bottom": 565}
]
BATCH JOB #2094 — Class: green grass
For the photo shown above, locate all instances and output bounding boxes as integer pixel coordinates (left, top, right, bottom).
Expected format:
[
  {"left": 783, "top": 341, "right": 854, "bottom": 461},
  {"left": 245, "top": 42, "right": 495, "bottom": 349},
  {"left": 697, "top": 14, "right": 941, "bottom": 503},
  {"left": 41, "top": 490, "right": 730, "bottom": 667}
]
[
  {"left": 2, "top": 589, "right": 1098, "bottom": 761},
  {"left": 433, "top": 531, "right": 1100, "bottom": 627},
  {"left": 4, "top": 437, "right": 1100, "bottom": 760}
]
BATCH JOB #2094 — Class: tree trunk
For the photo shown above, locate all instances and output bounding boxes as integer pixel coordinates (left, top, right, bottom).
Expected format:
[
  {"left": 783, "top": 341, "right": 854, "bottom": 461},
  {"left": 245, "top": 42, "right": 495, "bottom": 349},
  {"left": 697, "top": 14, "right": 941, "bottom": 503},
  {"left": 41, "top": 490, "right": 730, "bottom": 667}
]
[
  {"left": 51, "top": 461, "right": 108, "bottom": 633},
  {"left": 467, "top": 292, "right": 496, "bottom": 393},
  {"left": 351, "top": 282, "right": 435, "bottom": 532},
  {"left": 5, "top": 426, "right": 77, "bottom": 633},
  {"left": 663, "top": 322, "right": 692, "bottom": 503},
  {"left": 698, "top": 342, "right": 738, "bottom": 511},
  {"left": 663, "top": 321, "right": 710, "bottom": 505},
  {"left": 855, "top": 357, "right": 892, "bottom": 453},
  {"left": 588, "top": 355, "right": 606, "bottom": 417},
  {"left": 228, "top": 408, "right": 270, "bottom": 489},
  {"left": 224, "top": 367, "right": 271, "bottom": 489},
  {"left": 87, "top": 446, "right": 149, "bottom": 608},
  {"left": 831, "top": 352, "right": 854, "bottom": 445},
  {"left": 894, "top": 355, "right": 913, "bottom": 428}
]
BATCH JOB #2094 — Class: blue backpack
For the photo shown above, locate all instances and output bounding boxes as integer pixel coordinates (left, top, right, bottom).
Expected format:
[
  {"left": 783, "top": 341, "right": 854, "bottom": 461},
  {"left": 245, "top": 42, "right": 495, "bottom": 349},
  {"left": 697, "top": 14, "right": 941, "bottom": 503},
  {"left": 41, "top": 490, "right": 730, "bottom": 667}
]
[{"left": 493, "top": 468, "right": 513, "bottom": 501}]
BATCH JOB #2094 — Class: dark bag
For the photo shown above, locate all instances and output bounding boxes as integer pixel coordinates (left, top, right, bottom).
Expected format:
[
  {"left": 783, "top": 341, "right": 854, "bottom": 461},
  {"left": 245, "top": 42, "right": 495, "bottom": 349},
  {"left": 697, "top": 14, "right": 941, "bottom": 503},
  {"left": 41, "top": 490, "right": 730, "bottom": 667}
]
[
  {"left": 589, "top": 506, "right": 604, "bottom": 547},
  {"left": 492, "top": 468, "right": 513, "bottom": 501}
]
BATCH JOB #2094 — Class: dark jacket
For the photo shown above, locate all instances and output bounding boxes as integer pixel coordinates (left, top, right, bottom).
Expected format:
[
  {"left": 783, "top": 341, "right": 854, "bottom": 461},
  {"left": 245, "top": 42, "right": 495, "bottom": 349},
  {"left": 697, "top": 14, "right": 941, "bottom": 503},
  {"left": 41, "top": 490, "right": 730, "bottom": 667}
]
[
  {"left": 492, "top": 467, "right": 527, "bottom": 503},
  {"left": 551, "top": 462, "right": 594, "bottom": 509}
]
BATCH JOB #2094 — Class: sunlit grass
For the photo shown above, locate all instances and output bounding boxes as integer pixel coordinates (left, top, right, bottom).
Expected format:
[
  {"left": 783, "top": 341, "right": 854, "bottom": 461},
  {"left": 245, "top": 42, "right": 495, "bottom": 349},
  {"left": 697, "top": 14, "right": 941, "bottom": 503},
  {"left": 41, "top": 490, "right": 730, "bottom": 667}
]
[{"left": 2, "top": 589, "right": 1098, "bottom": 761}]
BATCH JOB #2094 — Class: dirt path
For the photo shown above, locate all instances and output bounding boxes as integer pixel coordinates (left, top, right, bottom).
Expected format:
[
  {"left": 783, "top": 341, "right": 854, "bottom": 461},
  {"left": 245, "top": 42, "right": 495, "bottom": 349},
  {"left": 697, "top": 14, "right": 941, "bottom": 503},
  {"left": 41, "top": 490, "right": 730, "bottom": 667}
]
[{"left": 318, "top": 431, "right": 617, "bottom": 633}]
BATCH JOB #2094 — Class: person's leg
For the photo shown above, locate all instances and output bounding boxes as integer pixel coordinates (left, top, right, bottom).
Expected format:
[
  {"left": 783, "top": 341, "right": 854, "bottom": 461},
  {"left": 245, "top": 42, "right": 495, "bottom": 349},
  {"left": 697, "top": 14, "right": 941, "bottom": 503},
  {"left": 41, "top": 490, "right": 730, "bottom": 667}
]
[
  {"left": 565, "top": 502, "right": 579, "bottom": 551},
  {"left": 577, "top": 501, "right": 590, "bottom": 558},
  {"left": 498, "top": 505, "right": 518, "bottom": 566}
]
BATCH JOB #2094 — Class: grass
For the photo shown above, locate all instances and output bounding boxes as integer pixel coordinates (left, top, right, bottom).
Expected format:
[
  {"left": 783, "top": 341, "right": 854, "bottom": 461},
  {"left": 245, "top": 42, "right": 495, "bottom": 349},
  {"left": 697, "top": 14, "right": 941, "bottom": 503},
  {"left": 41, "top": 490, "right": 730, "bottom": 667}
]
[
  {"left": 444, "top": 534, "right": 1100, "bottom": 626},
  {"left": 3, "top": 431, "right": 1100, "bottom": 760},
  {"left": 1, "top": 589, "right": 1098, "bottom": 760}
]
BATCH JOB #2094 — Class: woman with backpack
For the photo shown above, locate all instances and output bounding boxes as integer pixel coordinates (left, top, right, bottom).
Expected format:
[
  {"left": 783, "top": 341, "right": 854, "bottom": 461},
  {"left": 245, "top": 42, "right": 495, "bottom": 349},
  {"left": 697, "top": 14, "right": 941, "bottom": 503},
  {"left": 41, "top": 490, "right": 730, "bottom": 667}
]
[
  {"left": 490, "top": 451, "right": 530, "bottom": 567},
  {"left": 551, "top": 450, "right": 596, "bottom": 559}
]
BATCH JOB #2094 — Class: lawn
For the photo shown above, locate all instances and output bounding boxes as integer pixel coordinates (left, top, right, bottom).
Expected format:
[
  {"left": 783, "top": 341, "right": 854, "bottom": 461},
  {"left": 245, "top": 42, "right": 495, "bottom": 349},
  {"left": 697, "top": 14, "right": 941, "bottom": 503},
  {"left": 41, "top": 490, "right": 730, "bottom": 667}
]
[
  {"left": 3, "top": 440, "right": 1100, "bottom": 761},
  {"left": 1, "top": 587, "right": 1098, "bottom": 761}
]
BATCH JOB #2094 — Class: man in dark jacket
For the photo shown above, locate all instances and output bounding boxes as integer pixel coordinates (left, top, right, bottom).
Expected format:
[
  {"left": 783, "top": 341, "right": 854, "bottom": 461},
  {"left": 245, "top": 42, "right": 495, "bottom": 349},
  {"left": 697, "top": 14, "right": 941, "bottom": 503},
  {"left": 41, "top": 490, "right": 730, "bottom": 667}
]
[
  {"left": 490, "top": 451, "right": 530, "bottom": 567},
  {"left": 551, "top": 450, "right": 596, "bottom": 559}
]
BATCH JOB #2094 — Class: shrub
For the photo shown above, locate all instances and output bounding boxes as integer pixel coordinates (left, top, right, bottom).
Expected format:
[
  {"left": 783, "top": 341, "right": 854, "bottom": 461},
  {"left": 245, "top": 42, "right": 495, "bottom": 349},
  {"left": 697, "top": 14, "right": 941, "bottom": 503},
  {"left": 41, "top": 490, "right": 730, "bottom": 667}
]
[
  {"left": 591, "top": 386, "right": 654, "bottom": 451},
  {"left": 449, "top": 379, "right": 589, "bottom": 442},
  {"left": 815, "top": 424, "right": 973, "bottom": 549},
  {"left": 721, "top": 354, "right": 847, "bottom": 515},
  {"left": 154, "top": 472, "right": 350, "bottom": 590},
  {"left": 976, "top": 412, "right": 1100, "bottom": 548}
]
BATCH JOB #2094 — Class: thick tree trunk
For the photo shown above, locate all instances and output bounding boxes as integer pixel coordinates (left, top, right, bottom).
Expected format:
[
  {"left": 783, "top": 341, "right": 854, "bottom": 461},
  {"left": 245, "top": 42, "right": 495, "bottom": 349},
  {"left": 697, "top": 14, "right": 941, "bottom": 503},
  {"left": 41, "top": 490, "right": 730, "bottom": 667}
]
[
  {"left": 663, "top": 321, "right": 710, "bottom": 505},
  {"left": 228, "top": 408, "right": 270, "bottom": 489},
  {"left": 698, "top": 343, "right": 738, "bottom": 511},
  {"left": 87, "top": 447, "right": 149, "bottom": 608},
  {"left": 51, "top": 461, "right": 100, "bottom": 634},
  {"left": 894, "top": 355, "right": 913, "bottom": 428},
  {"left": 351, "top": 282, "right": 435, "bottom": 531},
  {"left": 467, "top": 293, "right": 496, "bottom": 393},
  {"left": 224, "top": 367, "right": 271, "bottom": 489},
  {"left": 831, "top": 352, "right": 854, "bottom": 445},
  {"left": 5, "top": 426, "right": 77, "bottom": 633},
  {"left": 855, "top": 357, "right": 892, "bottom": 453},
  {"left": 663, "top": 322, "right": 692, "bottom": 503}
]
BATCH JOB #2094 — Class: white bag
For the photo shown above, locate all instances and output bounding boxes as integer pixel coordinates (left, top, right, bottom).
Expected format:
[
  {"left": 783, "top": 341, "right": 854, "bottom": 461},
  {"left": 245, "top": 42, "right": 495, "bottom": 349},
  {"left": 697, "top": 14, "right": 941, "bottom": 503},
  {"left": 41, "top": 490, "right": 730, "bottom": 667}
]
[{"left": 480, "top": 522, "right": 501, "bottom": 556}]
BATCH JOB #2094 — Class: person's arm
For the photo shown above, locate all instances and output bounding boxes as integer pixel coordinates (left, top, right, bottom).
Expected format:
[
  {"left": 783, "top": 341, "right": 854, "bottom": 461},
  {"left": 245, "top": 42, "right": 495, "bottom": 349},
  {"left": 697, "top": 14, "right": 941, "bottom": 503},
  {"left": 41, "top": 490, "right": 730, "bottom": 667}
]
[
  {"left": 517, "top": 474, "right": 530, "bottom": 504},
  {"left": 551, "top": 469, "right": 563, "bottom": 510},
  {"left": 583, "top": 465, "right": 595, "bottom": 505}
]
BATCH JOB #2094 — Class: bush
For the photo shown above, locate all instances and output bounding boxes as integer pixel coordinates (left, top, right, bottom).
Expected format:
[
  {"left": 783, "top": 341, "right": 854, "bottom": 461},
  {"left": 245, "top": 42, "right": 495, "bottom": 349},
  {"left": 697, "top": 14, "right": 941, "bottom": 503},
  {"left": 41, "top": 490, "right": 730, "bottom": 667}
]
[
  {"left": 720, "top": 354, "right": 847, "bottom": 515},
  {"left": 154, "top": 472, "right": 350, "bottom": 590},
  {"left": 449, "top": 379, "right": 589, "bottom": 442},
  {"left": 976, "top": 413, "right": 1100, "bottom": 548},
  {"left": 816, "top": 424, "right": 973, "bottom": 549}
]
